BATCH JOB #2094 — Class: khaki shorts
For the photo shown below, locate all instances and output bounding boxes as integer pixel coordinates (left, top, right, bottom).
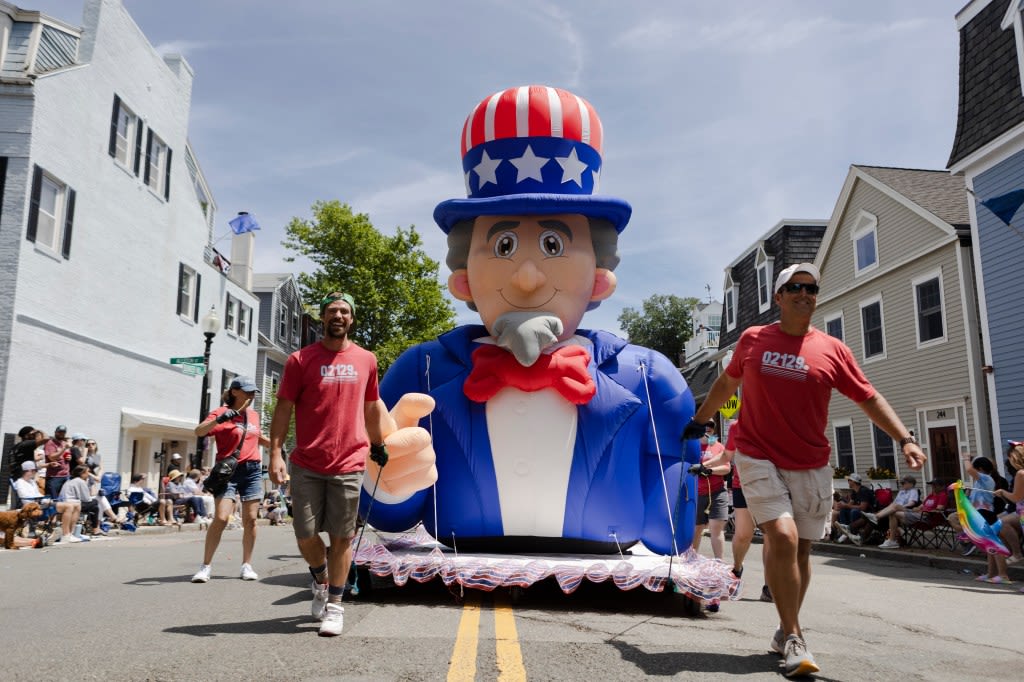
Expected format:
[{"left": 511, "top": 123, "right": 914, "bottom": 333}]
[
  {"left": 289, "top": 463, "right": 363, "bottom": 540},
  {"left": 734, "top": 452, "right": 833, "bottom": 540}
]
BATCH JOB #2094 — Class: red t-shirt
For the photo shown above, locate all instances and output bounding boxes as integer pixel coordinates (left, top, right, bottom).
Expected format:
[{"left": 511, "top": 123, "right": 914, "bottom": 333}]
[
  {"left": 697, "top": 441, "right": 726, "bottom": 495},
  {"left": 920, "top": 491, "right": 948, "bottom": 512},
  {"left": 726, "top": 323, "right": 875, "bottom": 470},
  {"left": 205, "top": 406, "right": 262, "bottom": 463},
  {"left": 277, "top": 341, "right": 380, "bottom": 475}
]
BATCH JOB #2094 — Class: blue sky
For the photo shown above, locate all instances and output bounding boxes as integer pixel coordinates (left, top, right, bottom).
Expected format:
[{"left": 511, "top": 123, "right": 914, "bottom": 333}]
[{"left": 34, "top": 0, "right": 968, "bottom": 334}]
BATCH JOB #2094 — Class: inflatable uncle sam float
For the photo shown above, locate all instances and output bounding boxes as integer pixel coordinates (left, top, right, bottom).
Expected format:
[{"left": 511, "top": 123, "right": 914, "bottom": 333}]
[{"left": 355, "top": 85, "right": 738, "bottom": 606}]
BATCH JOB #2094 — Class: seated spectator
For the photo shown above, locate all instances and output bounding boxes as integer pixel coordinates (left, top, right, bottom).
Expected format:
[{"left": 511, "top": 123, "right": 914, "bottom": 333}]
[
  {"left": 994, "top": 442, "right": 1024, "bottom": 575},
  {"left": 261, "top": 490, "right": 287, "bottom": 525},
  {"left": 864, "top": 475, "right": 922, "bottom": 548},
  {"left": 948, "top": 455, "right": 997, "bottom": 557},
  {"left": 61, "top": 465, "right": 120, "bottom": 533},
  {"left": 182, "top": 470, "right": 214, "bottom": 521},
  {"left": 160, "top": 469, "right": 203, "bottom": 524},
  {"left": 9, "top": 426, "right": 45, "bottom": 484},
  {"left": 13, "top": 461, "right": 84, "bottom": 543},
  {"left": 833, "top": 473, "right": 874, "bottom": 545},
  {"left": 126, "top": 474, "right": 159, "bottom": 524}
]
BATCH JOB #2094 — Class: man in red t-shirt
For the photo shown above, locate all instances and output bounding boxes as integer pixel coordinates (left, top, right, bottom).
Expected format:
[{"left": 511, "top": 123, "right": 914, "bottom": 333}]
[
  {"left": 684, "top": 263, "right": 926, "bottom": 678},
  {"left": 269, "top": 292, "right": 389, "bottom": 637}
]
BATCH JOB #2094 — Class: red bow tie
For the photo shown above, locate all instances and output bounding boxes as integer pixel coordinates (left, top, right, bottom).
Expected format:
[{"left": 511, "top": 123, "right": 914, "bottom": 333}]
[{"left": 463, "top": 344, "right": 597, "bottom": 405}]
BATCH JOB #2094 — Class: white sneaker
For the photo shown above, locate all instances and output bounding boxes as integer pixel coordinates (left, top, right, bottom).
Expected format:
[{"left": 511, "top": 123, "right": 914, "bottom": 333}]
[
  {"left": 879, "top": 539, "right": 900, "bottom": 549},
  {"left": 311, "top": 581, "right": 328, "bottom": 620},
  {"left": 863, "top": 512, "right": 878, "bottom": 525},
  {"left": 64, "top": 534, "right": 83, "bottom": 543},
  {"left": 782, "top": 635, "right": 819, "bottom": 677},
  {"left": 318, "top": 603, "right": 344, "bottom": 636},
  {"left": 191, "top": 564, "right": 212, "bottom": 583},
  {"left": 770, "top": 628, "right": 785, "bottom": 655},
  {"left": 240, "top": 563, "right": 259, "bottom": 581},
  {"left": 836, "top": 534, "right": 847, "bottom": 544}
]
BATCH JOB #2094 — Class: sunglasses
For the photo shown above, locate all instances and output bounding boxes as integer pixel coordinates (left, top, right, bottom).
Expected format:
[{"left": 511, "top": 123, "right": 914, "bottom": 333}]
[{"left": 781, "top": 282, "right": 820, "bottom": 295}]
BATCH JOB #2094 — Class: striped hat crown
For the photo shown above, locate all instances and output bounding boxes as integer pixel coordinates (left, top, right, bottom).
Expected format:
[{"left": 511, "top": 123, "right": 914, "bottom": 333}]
[{"left": 433, "top": 85, "right": 631, "bottom": 234}]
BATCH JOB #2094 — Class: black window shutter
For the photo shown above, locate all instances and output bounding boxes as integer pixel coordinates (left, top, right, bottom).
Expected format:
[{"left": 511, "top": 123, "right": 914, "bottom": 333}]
[
  {"left": 61, "top": 187, "right": 76, "bottom": 259},
  {"left": 176, "top": 263, "right": 185, "bottom": 315},
  {"left": 26, "top": 165, "right": 42, "bottom": 243},
  {"left": 108, "top": 95, "right": 120, "bottom": 158},
  {"left": 143, "top": 129, "right": 153, "bottom": 185},
  {"left": 0, "top": 157, "right": 7, "bottom": 220},
  {"left": 133, "top": 123, "right": 143, "bottom": 176},
  {"left": 164, "top": 147, "right": 172, "bottom": 201},
  {"left": 248, "top": 307, "right": 253, "bottom": 341},
  {"left": 193, "top": 272, "right": 201, "bottom": 322}
]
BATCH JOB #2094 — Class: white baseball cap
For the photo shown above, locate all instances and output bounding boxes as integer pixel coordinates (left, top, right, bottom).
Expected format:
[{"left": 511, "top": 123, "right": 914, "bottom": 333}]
[
  {"left": 774, "top": 263, "right": 821, "bottom": 293},
  {"left": 22, "top": 460, "right": 37, "bottom": 471}
]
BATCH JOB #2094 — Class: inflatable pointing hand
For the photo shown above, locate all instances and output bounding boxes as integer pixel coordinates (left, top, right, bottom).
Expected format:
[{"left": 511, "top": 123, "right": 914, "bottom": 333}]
[{"left": 367, "top": 393, "right": 438, "bottom": 498}]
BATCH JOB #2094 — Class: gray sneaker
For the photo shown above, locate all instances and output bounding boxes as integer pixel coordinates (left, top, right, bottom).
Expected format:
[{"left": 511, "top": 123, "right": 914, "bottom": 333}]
[
  {"left": 863, "top": 512, "right": 878, "bottom": 525},
  {"left": 311, "top": 581, "right": 328, "bottom": 621},
  {"left": 770, "top": 628, "right": 785, "bottom": 655},
  {"left": 782, "top": 635, "right": 819, "bottom": 677}
]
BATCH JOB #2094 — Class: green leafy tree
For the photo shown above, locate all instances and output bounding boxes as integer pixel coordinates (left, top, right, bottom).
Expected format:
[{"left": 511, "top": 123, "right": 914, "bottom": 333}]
[
  {"left": 259, "top": 393, "right": 295, "bottom": 452},
  {"left": 283, "top": 200, "right": 456, "bottom": 371},
  {"left": 617, "top": 294, "right": 698, "bottom": 364}
]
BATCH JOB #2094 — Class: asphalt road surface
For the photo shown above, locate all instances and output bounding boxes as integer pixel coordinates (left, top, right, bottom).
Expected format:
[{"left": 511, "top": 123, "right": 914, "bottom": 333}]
[{"left": 2, "top": 525, "right": 1018, "bottom": 681}]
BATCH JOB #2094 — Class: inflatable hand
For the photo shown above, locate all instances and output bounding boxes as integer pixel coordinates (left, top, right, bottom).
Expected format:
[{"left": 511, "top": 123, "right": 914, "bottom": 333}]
[{"left": 367, "top": 393, "right": 438, "bottom": 498}]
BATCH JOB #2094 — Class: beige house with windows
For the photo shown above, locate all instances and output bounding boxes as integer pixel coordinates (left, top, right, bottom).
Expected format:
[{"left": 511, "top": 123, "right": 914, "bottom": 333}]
[{"left": 812, "top": 165, "right": 990, "bottom": 485}]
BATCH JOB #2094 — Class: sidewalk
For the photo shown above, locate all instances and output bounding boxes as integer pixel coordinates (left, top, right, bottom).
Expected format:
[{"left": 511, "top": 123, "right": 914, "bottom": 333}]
[{"left": 810, "top": 536, "right": 1024, "bottom": 580}]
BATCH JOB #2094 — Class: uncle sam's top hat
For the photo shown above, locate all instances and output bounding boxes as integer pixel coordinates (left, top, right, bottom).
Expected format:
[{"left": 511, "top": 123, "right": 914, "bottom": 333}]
[{"left": 433, "top": 85, "right": 632, "bottom": 234}]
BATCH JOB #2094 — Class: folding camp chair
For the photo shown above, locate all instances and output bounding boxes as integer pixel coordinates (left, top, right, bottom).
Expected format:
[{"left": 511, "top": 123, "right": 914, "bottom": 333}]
[{"left": 903, "top": 510, "right": 957, "bottom": 551}]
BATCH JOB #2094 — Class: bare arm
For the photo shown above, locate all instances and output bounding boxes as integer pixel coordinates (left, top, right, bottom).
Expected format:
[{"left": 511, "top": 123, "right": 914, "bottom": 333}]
[
  {"left": 856, "top": 393, "right": 925, "bottom": 470},
  {"left": 364, "top": 399, "right": 386, "bottom": 446},
  {"left": 997, "top": 470, "right": 1024, "bottom": 504},
  {"left": 268, "top": 398, "right": 294, "bottom": 485},
  {"left": 692, "top": 372, "right": 742, "bottom": 425}
]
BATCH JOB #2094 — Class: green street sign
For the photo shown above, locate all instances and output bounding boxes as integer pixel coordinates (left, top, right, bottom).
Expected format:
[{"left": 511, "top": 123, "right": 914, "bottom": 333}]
[
  {"left": 170, "top": 356, "right": 205, "bottom": 365},
  {"left": 180, "top": 364, "right": 206, "bottom": 376}
]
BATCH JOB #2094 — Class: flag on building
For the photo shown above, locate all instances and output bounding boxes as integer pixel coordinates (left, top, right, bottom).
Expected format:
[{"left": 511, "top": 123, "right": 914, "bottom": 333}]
[
  {"left": 229, "top": 212, "right": 260, "bottom": 235},
  {"left": 980, "top": 189, "right": 1024, "bottom": 225}
]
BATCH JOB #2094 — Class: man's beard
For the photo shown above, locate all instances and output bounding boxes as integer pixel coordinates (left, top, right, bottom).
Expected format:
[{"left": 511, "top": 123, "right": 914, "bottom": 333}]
[
  {"left": 325, "top": 323, "right": 349, "bottom": 339},
  {"left": 491, "top": 312, "right": 563, "bottom": 366}
]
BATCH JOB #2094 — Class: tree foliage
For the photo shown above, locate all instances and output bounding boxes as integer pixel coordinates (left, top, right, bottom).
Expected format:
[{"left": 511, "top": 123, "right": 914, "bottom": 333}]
[
  {"left": 282, "top": 200, "right": 456, "bottom": 371},
  {"left": 617, "top": 294, "right": 698, "bottom": 364}
]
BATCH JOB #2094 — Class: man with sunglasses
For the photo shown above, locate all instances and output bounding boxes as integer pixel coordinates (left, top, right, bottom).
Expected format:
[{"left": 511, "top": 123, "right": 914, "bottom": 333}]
[{"left": 685, "top": 262, "right": 925, "bottom": 678}]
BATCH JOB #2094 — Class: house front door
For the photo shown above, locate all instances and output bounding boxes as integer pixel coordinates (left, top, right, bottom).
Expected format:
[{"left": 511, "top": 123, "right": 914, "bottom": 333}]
[{"left": 928, "top": 426, "right": 959, "bottom": 481}]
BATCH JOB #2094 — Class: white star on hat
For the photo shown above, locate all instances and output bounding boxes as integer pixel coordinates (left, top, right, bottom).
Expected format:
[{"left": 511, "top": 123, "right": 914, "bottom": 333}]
[
  {"left": 510, "top": 144, "right": 549, "bottom": 184},
  {"left": 556, "top": 148, "right": 588, "bottom": 188},
  {"left": 474, "top": 150, "right": 502, "bottom": 187}
]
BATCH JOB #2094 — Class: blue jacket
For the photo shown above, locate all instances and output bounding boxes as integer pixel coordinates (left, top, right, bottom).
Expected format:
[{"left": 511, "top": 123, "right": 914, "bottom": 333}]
[{"left": 362, "top": 325, "right": 699, "bottom": 555}]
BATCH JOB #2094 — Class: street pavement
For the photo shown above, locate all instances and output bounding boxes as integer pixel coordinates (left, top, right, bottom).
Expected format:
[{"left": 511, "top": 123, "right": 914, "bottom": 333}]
[{"left": 2, "top": 521, "right": 1022, "bottom": 681}]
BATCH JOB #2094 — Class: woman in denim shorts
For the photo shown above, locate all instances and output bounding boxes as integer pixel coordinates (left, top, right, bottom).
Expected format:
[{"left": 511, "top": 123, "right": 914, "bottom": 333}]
[{"left": 190, "top": 376, "right": 271, "bottom": 583}]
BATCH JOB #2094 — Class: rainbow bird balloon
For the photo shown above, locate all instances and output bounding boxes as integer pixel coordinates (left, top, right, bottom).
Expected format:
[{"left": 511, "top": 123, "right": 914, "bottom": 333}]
[{"left": 950, "top": 480, "right": 1010, "bottom": 556}]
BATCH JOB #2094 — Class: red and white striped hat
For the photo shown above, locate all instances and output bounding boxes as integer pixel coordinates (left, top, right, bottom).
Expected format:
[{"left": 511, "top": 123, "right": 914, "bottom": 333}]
[{"left": 434, "top": 85, "right": 631, "bottom": 234}]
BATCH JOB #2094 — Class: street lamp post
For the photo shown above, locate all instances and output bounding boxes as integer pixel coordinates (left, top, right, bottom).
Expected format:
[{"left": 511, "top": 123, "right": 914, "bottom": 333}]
[{"left": 194, "top": 305, "right": 221, "bottom": 470}]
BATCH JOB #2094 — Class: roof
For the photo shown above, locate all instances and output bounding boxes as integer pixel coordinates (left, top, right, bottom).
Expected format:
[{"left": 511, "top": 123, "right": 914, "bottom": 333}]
[
  {"left": 854, "top": 166, "right": 970, "bottom": 228},
  {"left": 681, "top": 359, "right": 719, "bottom": 400},
  {"left": 947, "top": 0, "right": 1024, "bottom": 167},
  {"left": 252, "top": 273, "right": 294, "bottom": 290}
]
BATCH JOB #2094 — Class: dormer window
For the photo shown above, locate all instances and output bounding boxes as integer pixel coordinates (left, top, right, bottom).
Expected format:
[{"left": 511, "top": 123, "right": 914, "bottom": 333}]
[
  {"left": 723, "top": 271, "right": 738, "bottom": 332},
  {"left": 852, "top": 210, "right": 878, "bottom": 275},
  {"left": 755, "top": 247, "right": 773, "bottom": 313}
]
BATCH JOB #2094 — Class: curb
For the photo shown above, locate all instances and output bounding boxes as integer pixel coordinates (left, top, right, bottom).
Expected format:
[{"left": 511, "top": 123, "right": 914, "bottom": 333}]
[{"left": 810, "top": 539, "right": 1024, "bottom": 579}]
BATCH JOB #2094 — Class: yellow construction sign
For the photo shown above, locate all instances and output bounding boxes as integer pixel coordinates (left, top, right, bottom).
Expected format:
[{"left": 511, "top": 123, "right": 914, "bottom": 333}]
[{"left": 719, "top": 394, "right": 740, "bottom": 419}]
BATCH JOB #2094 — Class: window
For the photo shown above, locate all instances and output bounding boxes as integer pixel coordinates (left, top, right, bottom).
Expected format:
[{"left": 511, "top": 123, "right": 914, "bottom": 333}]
[
  {"left": 221, "top": 369, "right": 237, "bottom": 397},
  {"left": 279, "top": 306, "right": 288, "bottom": 340},
  {"left": 860, "top": 297, "right": 885, "bottom": 359},
  {"left": 176, "top": 263, "right": 200, "bottom": 321},
  {"left": 834, "top": 422, "right": 854, "bottom": 473},
  {"left": 851, "top": 211, "right": 878, "bottom": 275},
  {"left": 225, "top": 294, "right": 237, "bottom": 334},
  {"left": 913, "top": 271, "right": 946, "bottom": 346},
  {"left": 724, "top": 271, "right": 738, "bottom": 331},
  {"left": 144, "top": 129, "right": 172, "bottom": 200},
  {"left": 708, "top": 314, "right": 722, "bottom": 331},
  {"left": 755, "top": 248, "right": 773, "bottom": 313},
  {"left": 108, "top": 95, "right": 141, "bottom": 173},
  {"left": 292, "top": 310, "right": 300, "bottom": 343},
  {"left": 238, "top": 302, "right": 251, "bottom": 341},
  {"left": 26, "top": 165, "right": 76, "bottom": 259},
  {"left": 825, "top": 312, "right": 844, "bottom": 341},
  {"left": 872, "top": 424, "right": 896, "bottom": 474}
]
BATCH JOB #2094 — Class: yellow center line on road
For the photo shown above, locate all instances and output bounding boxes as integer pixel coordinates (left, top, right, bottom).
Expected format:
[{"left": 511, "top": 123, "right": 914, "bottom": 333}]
[
  {"left": 447, "top": 591, "right": 527, "bottom": 681},
  {"left": 448, "top": 593, "right": 481, "bottom": 682},
  {"left": 493, "top": 591, "right": 526, "bottom": 681}
]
